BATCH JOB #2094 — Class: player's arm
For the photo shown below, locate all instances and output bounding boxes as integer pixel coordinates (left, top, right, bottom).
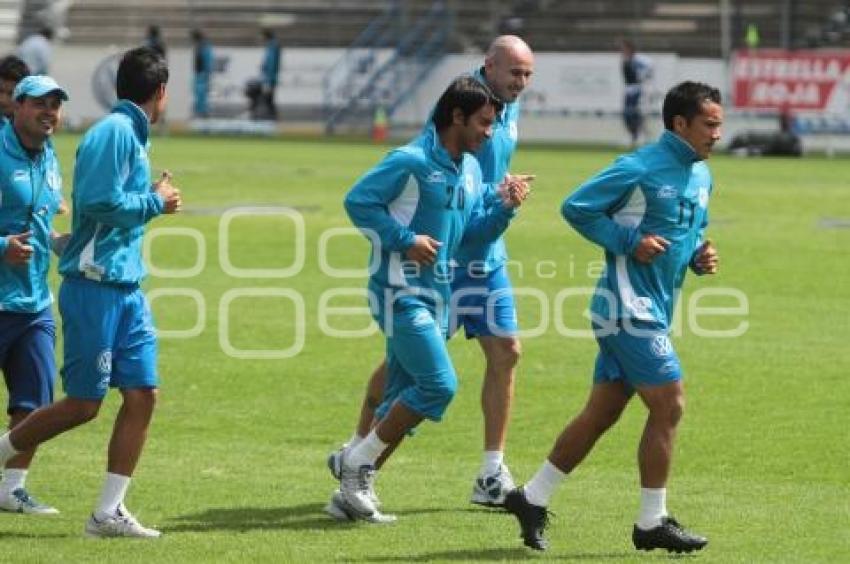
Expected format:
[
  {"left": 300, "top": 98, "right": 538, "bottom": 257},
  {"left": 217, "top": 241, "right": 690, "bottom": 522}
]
[
  {"left": 689, "top": 186, "right": 718, "bottom": 275},
  {"left": 343, "top": 151, "right": 418, "bottom": 256},
  {"left": 462, "top": 171, "right": 526, "bottom": 245},
  {"left": 75, "top": 127, "right": 165, "bottom": 228},
  {"left": 561, "top": 155, "right": 645, "bottom": 256}
]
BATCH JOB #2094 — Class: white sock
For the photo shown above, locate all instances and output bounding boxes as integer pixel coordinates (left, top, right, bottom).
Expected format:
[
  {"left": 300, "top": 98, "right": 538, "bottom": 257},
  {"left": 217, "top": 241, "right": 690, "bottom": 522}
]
[
  {"left": 345, "top": 430, "right": 387, "bottom": 469},
  {"left": 95, "top": 473, "right": 131, "bottom": 518},
  {"left": 0, "top": 468, "right": 27, "bottom": 494},
  {"left": 347, "top": 432, "right": 364, "bottom": 449},
  {"left": 523, "top": 460, "right": 566, "bottom": 507},
  {"left": 636, "top": 487, "right": 668, "bottom": 530},
  {"left": 0, "top": 434, "right": 20, "bottom": 467},
  {"left": 480, "top": 450, "right": 504, "bottom": 475}
]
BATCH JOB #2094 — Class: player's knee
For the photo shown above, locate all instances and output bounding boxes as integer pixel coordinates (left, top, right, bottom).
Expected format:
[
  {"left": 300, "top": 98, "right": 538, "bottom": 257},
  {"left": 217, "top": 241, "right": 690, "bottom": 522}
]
[
  {"left": 65, "top": 398, "right": 102, "bottom": 423},
  {"left": 122, "top": 388, "right": 158, "bottom": 413},
  {"left": 489, "top": 337, "right": 521, "bottom": 369},
  {"left": 651, "top": 393, "right": 685, "bottom": 427},
  {"left": 427, "top": 373, "right": 458, "bottom": 410}
]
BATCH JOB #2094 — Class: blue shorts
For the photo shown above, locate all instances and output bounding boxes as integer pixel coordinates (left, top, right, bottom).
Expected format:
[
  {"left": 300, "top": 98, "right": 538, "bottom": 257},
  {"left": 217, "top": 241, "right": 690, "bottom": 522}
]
[
  {"left": 592, "top": 321, "right": 682, "bottom": 392},
  {"left": 449, "top": 264, "right": 518, "bottom": 339},
  {"left": 59, "top": 277, "right": 158, "bottom": 401},
  {"left": 375, "top": 302, "right": 457, "bottom": 422},
  {"left": 0, "top": 308, "right": 55, "bottom": 413}
]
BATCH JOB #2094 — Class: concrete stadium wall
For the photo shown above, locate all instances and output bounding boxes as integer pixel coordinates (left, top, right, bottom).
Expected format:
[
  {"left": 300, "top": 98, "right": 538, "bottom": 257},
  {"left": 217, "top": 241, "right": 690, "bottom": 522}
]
[{"left": 42, "top": 46, "right": 850, "bottom": 151}]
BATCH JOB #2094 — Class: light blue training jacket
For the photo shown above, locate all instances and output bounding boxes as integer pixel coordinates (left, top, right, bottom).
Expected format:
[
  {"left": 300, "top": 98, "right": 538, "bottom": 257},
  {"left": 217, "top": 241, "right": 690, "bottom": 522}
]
[
  {"left": 59, "top": 100, "right": 163, "bottom": 285},
  {"left": 562, "top": 130, "right": 713, "bottom": 329},
  {"left": 345, "top": 123, "right": 517, "bottom": 331},
  {"left": 0, "top": 121, "right": 63, "bottom": 312},
  {"left": 451, "top": 66, "right": 521, "bottom": 273}
]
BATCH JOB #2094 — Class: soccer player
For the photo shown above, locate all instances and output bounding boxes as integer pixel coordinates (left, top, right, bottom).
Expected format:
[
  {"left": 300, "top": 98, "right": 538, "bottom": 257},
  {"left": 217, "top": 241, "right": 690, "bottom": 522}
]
[
  {"left": 0, "top": 56, "right": 30, "bottom": 126},
  {"left": 191, "top": 29, "right": 213, "bottom": 118},
  {"left": 621, "top": 40, "right": 653, "bottom": 147},
  {"left": 0, "top": 47, "right": 181, "bottom": 538},
  {"left": 504, "top": 81, "right": 721, "bottom": 553},
  {"left": 328, "top": 35, "right": 535, "bottom": 508},
  {"left": 259, "top": 28, "right": 280, "bottom": 120},
  {"left": 0, "top": 75, "right": 69, "bottom": 514},
  {"left": 330, "top": 76, "right": 528, "bottom": 522}
]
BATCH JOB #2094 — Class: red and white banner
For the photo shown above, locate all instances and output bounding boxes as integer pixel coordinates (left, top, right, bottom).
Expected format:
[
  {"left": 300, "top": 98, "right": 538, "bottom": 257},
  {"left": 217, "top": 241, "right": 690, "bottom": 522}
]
[{"left": 732, "top": 50, "right": 850, "bottom": 111}]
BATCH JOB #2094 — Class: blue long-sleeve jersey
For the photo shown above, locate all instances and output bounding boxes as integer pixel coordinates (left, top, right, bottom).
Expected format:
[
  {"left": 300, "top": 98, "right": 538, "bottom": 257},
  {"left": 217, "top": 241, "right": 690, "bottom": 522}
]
[
  {"left": 261, "top": 38, "right": 281, "bottom": 88},
  {"left": 562, "top": 131, "right": 712, "bottom": 328},
  {"left": 434, "top": 67, "right": 521, "bottom": 273},
  {"left": 345, "top": 124, "right": 517, "bottom": 331},
  {"left": 59, "top": 100, "right": 163, "bottom": 285},
  {"left": 0, "top": 122, "right": 63, "bottom": 312}
]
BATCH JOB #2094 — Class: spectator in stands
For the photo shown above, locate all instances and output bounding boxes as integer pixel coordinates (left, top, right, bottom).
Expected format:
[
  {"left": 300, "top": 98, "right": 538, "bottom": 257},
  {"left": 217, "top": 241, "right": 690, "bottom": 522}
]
[
  {"left": 145, "top": 25, "right": 167, "bottom": 59},
  {"left": 191, "top": 29, "right": 214, "bottom": 118},
  {"left": 620, "top": 39, "right": 653, "bottom": 147},
  {"left": 16, "top": 27, "right": 54, "bottom": 76},
  {"left": 0, "top": 56, "right": 30, "bottom": 125},
  {"left": 259, "top": 28, "right": 281, "bottom": 120}
]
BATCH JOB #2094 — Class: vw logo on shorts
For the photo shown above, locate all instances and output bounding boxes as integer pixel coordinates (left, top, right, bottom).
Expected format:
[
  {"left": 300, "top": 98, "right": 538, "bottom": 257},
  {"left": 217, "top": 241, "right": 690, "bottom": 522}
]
[
  {"left": 650, "top": 335, "right": 672, "bottom": 358},
  {"left": 96, "top": 349, "right": 113, "bottom": 375}
]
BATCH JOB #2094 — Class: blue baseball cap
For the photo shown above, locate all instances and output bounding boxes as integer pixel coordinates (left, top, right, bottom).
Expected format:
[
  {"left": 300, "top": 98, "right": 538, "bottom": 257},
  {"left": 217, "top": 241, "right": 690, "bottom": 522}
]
[{"left": 12, "top": 75, "right": 69, "bottom": 102}]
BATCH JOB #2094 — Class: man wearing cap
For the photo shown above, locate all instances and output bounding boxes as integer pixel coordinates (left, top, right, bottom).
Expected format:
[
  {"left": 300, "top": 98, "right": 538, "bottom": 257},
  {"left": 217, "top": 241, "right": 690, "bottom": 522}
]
[
  {"left": 0, "top": 75, "right": 69, "bottom": 514},
  {"left": 0, "top": 48, "right": 180, "bottom": 538}
]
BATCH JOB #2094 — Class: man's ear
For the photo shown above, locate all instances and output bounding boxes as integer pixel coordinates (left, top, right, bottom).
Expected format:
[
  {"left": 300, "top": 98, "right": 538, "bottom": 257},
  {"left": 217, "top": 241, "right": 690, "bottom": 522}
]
[{"left": 452, "top": 107, "right": 465, "bottom": 126}]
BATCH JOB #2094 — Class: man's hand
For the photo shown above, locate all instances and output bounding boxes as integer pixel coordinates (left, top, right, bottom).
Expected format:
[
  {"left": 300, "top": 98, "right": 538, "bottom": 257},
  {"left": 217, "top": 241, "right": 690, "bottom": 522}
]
[
  {"left": 498, "top": 173, "right": 534, "bottom": 208},
  {"left": 633, "top": 234, "right": 670, "bottom": 264},
  {"left": 405, "top": 235, "right": 442, "bottom": 265},
  {"left": 3, "top": 232, "right": 33, "bottom": 265},
  {"left": 692, "top": 239, "right": 719, "bottom": 274},
  {"left": 154, "top": 171, "right": 182, "bottom": 214}
]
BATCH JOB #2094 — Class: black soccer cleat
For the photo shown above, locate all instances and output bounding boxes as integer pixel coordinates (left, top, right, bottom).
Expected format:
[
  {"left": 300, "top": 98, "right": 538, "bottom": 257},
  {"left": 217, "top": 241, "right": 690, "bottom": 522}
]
[
  {"left": 503, "top": 488, "right": 550, "bottom": 551},
  {"left": 632, "top": 516, "right": 708, "bottom": 553}
]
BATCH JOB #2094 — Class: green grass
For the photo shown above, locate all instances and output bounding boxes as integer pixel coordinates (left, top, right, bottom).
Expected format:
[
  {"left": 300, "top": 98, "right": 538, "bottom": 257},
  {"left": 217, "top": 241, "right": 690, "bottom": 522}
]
[{"left": 2, "top": 133, "right": 848, "bottom": 562}]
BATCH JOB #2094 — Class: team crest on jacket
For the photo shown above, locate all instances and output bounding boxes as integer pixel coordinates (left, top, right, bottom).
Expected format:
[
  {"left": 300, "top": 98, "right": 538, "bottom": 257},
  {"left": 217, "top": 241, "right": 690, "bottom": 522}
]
[{"left": 698, "top": 186, "right": 710, "bottom": 208}]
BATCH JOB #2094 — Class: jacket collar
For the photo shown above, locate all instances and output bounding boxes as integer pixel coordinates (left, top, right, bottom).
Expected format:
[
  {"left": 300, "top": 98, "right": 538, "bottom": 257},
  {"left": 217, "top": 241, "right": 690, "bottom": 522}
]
[
  {"left": 659, "top": 130, "right": 700, "bottom": 164},
  {"left": 423, "top": 122, "right": 461, "bottom": 172},
  {"left": 112, "top": 99, "right": 150, "bottom": 146},
  {"left": 1, "top": 120, "right": 50, "bottom": 164}
]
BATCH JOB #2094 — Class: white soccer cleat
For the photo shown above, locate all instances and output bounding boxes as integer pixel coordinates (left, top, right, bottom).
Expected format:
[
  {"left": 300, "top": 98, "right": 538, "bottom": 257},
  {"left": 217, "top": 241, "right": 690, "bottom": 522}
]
[
  {"left": 325, "top": 489, "right": 396, "bottom": 524},
  {"left": 324, "top": 489, "right": 354, "bottom": 522},
  {"left": 329, "top": 446, "right": 381, "bottom": 507},
  {"left": 85, "top": 504, "right": 161, "bottom": 538},
  {"left": 471, "top": 464, "right": 516, "bottom": 507},
  {"left": 339, "top": 452, "right": 382, "bottom": 519},
  {"left": 327, "top": 446, "right": 345, "bottom": 480},
  {"left": 0, "top": 488, "right": 59, "bottom": 515}
]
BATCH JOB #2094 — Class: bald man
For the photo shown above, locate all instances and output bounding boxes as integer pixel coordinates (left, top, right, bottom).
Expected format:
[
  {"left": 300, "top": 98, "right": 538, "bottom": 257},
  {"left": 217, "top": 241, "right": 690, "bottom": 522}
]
[{"left": 326, "top": 36, "right": 535, "bottom": 518}]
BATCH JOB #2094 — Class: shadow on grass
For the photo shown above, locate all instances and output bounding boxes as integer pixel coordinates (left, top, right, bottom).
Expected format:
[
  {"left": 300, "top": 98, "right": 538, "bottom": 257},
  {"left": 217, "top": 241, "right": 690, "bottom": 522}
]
[
  {"left": 164, "top": 502, "right": 349, "bottom": 533},
  {"left": 164, "top": 502, "right": 491, "bottom": 534},
  {"left": 355, "top": 548, "right": 636, "bottom": 561},
  {"left": 0, "top": 531, "right": 73, "bottom": 539}
]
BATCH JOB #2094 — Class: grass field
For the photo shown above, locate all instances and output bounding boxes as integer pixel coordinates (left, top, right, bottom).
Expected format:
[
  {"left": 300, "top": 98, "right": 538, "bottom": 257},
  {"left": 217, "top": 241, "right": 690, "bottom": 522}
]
[{"left": 2, "top": 132, "right": 848, "bottom": 562}]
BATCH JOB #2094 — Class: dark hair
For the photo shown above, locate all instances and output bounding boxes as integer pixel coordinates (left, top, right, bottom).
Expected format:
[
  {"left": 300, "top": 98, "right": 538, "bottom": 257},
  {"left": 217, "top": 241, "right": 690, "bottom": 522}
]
[
  {"left": 0, "top": 55, "right": 30, "bottom": 83},
  {"left": 39, "top": 27, "right": 54, "bottom": 40},
  {"left": 432, "top": 76, "right": 503, "bottom": 132},
  {"left": 116, "top": 46, "right": 169, "bottom": 104},
  {"left": 262, "top": 28, "right": 275, "bottom": 40},
  {"left": 148, "top": 25, "right": 161, "bottom": 38},
  {"left": 662, "top": 81, "right": 721, "bottom": 130}
]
